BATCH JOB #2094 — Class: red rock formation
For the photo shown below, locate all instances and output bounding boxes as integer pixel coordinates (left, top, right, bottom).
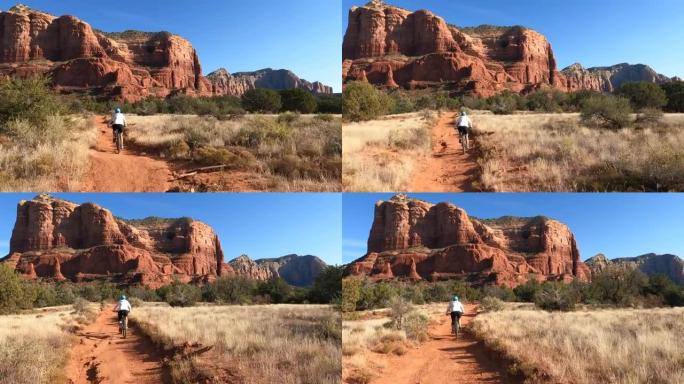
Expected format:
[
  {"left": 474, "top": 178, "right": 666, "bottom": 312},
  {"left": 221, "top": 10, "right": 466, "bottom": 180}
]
[
  {"left": 226, "top": 254, "right": 328, "bottom": 287},
  {"left": 2, "top": 194, "right": 226, "bottom": 288},
  {"left": 206, "top": 68, "right": 333, "bottom": 96},
  {"left": 342, "top": 2, "right": 601, "bottom": 96},
  {"left": 347, "top": 194, "right": 590, "bottom": 287},
  {"left": 0, "top": 5, "right": 333, "bottom": 101}
]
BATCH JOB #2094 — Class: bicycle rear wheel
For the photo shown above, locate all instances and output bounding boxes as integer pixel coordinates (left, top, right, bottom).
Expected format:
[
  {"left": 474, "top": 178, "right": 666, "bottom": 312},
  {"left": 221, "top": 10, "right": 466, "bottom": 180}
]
[{"left": 116, "top": 131, "right": 123, "bottom": 153}]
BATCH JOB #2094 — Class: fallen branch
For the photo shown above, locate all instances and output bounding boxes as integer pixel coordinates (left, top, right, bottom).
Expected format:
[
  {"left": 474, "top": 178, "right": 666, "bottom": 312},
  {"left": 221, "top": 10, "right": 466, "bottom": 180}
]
[{"left": 173, "top": 164, "right": 226, "bottom": 180}]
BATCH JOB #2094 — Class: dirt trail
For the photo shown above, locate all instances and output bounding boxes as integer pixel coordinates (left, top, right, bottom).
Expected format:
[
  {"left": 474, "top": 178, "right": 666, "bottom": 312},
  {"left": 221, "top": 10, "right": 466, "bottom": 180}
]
[
  {"left": 409, "top": 112, "right": 478, "bottom": 192},
  {"left": 373, "top": 304, "right": 516, "bottom": 384},
  {"left": 65, "top": 309, "right": 168, "bottom": 384},
  {"left": 79, "top": 116, "right": 171, "bottom": 192}
]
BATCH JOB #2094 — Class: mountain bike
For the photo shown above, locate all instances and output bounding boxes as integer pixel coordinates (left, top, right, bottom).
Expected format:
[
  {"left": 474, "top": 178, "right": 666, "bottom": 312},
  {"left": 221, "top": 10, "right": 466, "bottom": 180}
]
[
  {"left": 457, "top": 127, "right": 469, "bottom": 154},
  {"left": 119, "top": 312, "right": 128, "bottom": 339},
  {"left": 114, "top": 126, "right": 125, "bottom": 154},
  {"left": 451, "top": 313, "right": 461, "bottom": 338}
]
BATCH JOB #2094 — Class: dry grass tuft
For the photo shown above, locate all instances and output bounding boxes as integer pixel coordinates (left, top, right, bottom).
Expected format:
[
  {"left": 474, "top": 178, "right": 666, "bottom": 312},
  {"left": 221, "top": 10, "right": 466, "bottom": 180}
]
[
  {"left": 131, "top": 304, "right": 340, "bottom": 384},
  {"left": 473, "top": 112, "right": 684, "bottom": 191},
  {"left": 471, "top": 307, "right": 684, "bottom": 383},
  {"left": 343, "top": 111, "right": 434, "bottom": 191}
]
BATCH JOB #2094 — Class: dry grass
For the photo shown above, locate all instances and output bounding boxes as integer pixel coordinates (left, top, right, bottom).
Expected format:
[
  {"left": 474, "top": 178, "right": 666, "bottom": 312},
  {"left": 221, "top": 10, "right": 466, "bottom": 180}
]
[
  {"left": 342, "top": 111, "right": 434, "bottom": 191},
  {"left": 126, "top": 114, "right": 341, "bottom": 191},
  {"left": 472, "top": 112, "right": 684, "bottom": 191},
  {"left": 0, "top": 115, "right": 97, "bottom": 191},
  {"left": 471, "top": 306, "right": 684, "bottom": 383},
  {"left": 130, "top": 304, "right": 341, "bottom": 384},
  {"left": 0, "top": 303, "right": 98, "bottom": 384}
]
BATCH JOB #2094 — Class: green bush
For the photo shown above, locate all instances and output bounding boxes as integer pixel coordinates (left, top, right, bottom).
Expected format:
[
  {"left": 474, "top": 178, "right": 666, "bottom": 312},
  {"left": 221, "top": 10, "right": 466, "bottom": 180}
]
[
  {"left": 277, "top": 111, "right": 301, "bottom": 125},
  {"left": 635, "top": 107, "right": 664, "bottom": 127},
  {"left": 231, "top": 117, "right": 292, "bottom": 148},
  {"left": 487, "top": 92, "right": 518, "bottom": 115},
  {"left": 388, "top": 296, "right": 413, "bottom": 329},
  {"left": 580, "top": 95, "right": 633, "bottom": 129},
  {"left": 480, "top": 296, "right": 505, "bottom": 312},
  {"left": 241, "top": 89, "right": 282, "bottom": 113},
  {"left": 309, "top": 265, "right": 343, "bottom": 304},
  {"left": 0, "top": 76, "right": 64, "bottom": 128},
  {"left": 583, "top": 266, "right": 647, "bottom": 306},
  {"left": 159, "top": 281, "right": 201, "bottom": 307},
  {"left": 342, "top": 81, "right": 391, "bottom": 121},
  {"left": 661, "top": 81, "right": 684, "bottom": 112},
  {"left": 0, "top": 265, "right": 29, "bottom": 314},
  {"left": 403, "top": 312, "right": 429, "bottom": 342},
  {"left": 526, "top": 90, "right": 561, "bottom": 112},
  {"left": 316, "top": 94, "right": 342, "bottom": 114},
  {"left": 513, "top": 279, "right": 542, "bottom": 302},
  {"left": 534, "top": 282, "right": 579, "bottom": 311},
  {"left": 618, "top": 81, "right": 667, "bottom": 111},
  {"left": 280, "top": 89, "right": 317, "bottom": 113},
  {"left": 203, "top": 276, "right": 257, "bottom": 304},
  {"left": 341, "top": 278, "right": 363, "bottom": 312},
  {"left": 482, "top": 285, "right": 516, "bottom": 301},
  {"left": 256, "top": 278, "right": 294, "bottom": 303}
]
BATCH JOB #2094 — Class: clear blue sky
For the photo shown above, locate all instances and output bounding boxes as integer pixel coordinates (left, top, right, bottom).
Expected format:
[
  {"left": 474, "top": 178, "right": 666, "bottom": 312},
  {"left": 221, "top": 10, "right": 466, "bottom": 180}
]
[
  {"left": 343, "top": 193, "right": 684, "bottom": 263},
  {"left": 0, "top": 193, "right": 342, "bottom": 265},
  {"left": 13, "top": 0, "right": 342, "bottom": 91},
  {"left": 342, "top": 0, "right": 684, "bottom": 78}
]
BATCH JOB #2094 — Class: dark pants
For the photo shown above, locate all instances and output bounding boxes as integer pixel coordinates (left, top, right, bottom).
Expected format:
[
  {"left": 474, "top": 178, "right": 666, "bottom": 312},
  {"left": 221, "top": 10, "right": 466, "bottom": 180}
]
[
  {"left": 450, "top": 311, "right": 462, "bottom": 326},
  {"left": 457, "top": 126, "right": 469, "bottom": 136},
  {"left": 112, "top": 124, "right": 124, "bottom": 139},
  {"left": 117, "top": 310, "right": 129, "bottom": 322}
]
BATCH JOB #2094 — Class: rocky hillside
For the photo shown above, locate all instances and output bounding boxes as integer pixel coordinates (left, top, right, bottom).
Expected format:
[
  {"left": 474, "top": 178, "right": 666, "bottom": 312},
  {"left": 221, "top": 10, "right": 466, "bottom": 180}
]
[
  {"left": 0, "top": 4, "right": 331, "bottom": 100},
  {"left": 207, "top": 68, "right": 332, "bottom": 96},
  {"left": 561, "top": 63, "right": 675, "bottom": 92},
  {"left": 346, "top": 194, "right": 590, "bottom": 287},
  {"left": 0, "top": 194, "right": 228, "bottom": 288},
  {"left": 585, "top": 253, "right": 684, "bottom": 285},
  {"left": 342, "top": 1, "right": 670, "bottom": 96},
  {"left": 227, "top": 254, "right": 327, "bottom": 287}
]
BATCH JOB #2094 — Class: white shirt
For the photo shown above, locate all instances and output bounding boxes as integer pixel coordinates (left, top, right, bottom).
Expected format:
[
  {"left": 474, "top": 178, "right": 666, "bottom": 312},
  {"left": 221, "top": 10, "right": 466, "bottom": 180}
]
[
  {"left": 111, "top": 112, "right": 127, "bottom": 126},
  {"left": 115, "top": 299, "right": 132, "bottom": 312},
  {"left": 447, "top": 300, "right": 465, "bottom": 314},
  {"left": 456, "top": 115, "right": 471, "bottom": 128}
]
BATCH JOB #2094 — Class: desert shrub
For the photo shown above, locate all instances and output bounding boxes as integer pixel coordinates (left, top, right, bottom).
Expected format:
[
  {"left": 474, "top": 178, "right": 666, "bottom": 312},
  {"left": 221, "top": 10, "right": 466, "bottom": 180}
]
[
  {"left": 277, "top": 111, "right": 301, "bottom": 125},
  {"left": 488, "top": 91, "right": 518, "bottom": 115},
  {"left": 388, "top": 296, "right": 413, "bottom": 329},
  {"left": 158, "top": 282, "right": 201, "bottom": 307},
  {"left": 280, "top": 89, "right": 317, "bottom": 113},
  {"left": 166, "top": 140, "right": 191, "bottom": 159},
  {"left": 324, "top": 132, "right": 342, "bottom": 156},
  {"left": 191, "top": 146, "right": 257, "bottom": 169},
  {"left": 127, "top": 286, "right": 160, "bottom": 302},
  {"left": 341, "top": 278, "right": 363, "bottom": 312},
  {"left": 72, "top": 297, "right": 90, "bottom": 314},
  {"left": 480, "top": 296, "right": 505, "bottom": 312},
  {"left": 618, "top": 81, "right": 668, "bottom": 111},
  {"left": 369, "top": 333, "right": 408, "bottom": 355},
  {"left": 513, "top": 279, "right": 542, "bottom": 302},
  {"left": 231, "top": 117, "right": 291, "bottom": 148},
  {"left": 0, "top": 76, "right": 64, "bottom": 128},
  {"left": 388, "top": 127, "right": 429, "bottom": 150},
  {"left": 661, "top": 81, "right": 684, "bottom": 112},
  {"left": 256, "top": 278, "right": 293, "bottom": 303},
  {"left": 580, "top": 95, "right": 633, "bottom": 129},
  {"left": 534, "top": 282, "right": 579, "bottom": 311},
  {"left": 635, "top": 107, "right": 664, "bottom": 127},
  {"left": 390, "top": 93, "right": 417, "bottom": 114},
  {"left": 403, "top": 312, "right": 429, "bottom": 341},
  {"left": 0, "top": 265, "right": 29, "bottom": 314},
  {"left": 359, "top": 281, "right": 398, "bottom": 310},
  {"left": 309, "top": 265, "right": 343, "bottom": 304},
  {"left": 482, "top": 285, "right": 516, "bottom": 301},
  {"left": 526, "top": 90, "right": 561, "bottom": 112},
  {"left": 269, "top": 154, "right": 319, "bottom": 179},
  {"left": 203, "top": 276, "right": 257, "bottom": 304},
  {"left": 343, "top": 81, "right": 390, "bottom": 121},
  {"left": 241, "top": 89, "right": 282, "bottom": 113},
  {"left": 316, "top": 94, "right": 342, "bottom": 114},
  {"left": 4, "top": 115, "right": 71, "bottom": 147},
  {"left": 583, "top": 267, "right": 647, "bottom": 306},
  {"left": 315, "top": 113, "right": 335, "bottom": 122}
]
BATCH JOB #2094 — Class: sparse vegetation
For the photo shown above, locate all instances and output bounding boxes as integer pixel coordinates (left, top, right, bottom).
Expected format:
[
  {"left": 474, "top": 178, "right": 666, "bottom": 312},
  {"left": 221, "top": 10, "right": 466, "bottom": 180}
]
[
  {"left": 131, "top": 305, "right": 341, "bottom": 384},
  {"left": 343, "top": 81, "right": 391, "bottom": 121}
]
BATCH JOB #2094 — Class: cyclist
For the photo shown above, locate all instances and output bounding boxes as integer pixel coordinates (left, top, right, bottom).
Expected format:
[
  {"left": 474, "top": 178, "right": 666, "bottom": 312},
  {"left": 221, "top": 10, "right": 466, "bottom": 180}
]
[
  {"left": 113, "top": 294, "right": 132, "bottom": 327},
  {"left": 455, "top": 111, "right": 472, "bottom": 150},
  {"left": 446, "top": 295, "right": 465, "bottom": 333},
  {"left": 110, "top": 107, "right": 127, "bottom": 145}
]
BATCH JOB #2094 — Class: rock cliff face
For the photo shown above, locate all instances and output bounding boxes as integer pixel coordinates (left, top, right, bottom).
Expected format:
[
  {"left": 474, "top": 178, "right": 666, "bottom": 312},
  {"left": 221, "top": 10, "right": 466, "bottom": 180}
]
[
  {"left": 227, "top": 254, "right": 327, "bottom": 287},
  {"left": 561, "top": 63, "right": 674, "bottom": 93},
  {"left": 0, "top": 4, "right": 332, "bottom": 100},
  {"left": 346, "top": 194, "right": 590, "bottom": 287},
  {"left": 207, "top": 68, "right": 333, "bottom": 96},
  {"left": 1, "top": 194, "right": 228, "bottom": 288},
  {"left": 342, "top": 1, "right": 672, "bottom": 96},
  {"left": 585, "top": 253, "right": 684, "bottom": 285}
]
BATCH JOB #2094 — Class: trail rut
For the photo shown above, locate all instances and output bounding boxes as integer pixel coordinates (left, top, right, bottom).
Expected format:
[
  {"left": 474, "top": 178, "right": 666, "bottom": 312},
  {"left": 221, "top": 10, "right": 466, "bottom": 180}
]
[
  {"left": 65, "top": 309, "right": 168, "bottom": 384},
  {"left": 79, "top": 116, "right": 171, "bottom": 192},
  {"left": 373, "top": 304, "right": 517, "bottom": 384},
  {"left": 409, "top": 112, "right": 478, "bottom": 192}
]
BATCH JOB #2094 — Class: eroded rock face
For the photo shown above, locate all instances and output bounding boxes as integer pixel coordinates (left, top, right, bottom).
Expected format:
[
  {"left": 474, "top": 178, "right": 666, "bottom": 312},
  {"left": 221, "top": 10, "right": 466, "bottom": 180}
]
[
  {"left": 561, "top": 63, "right": 674, "bottom": 93},
  {"left": 347, "top": 194, "right": 590, "bottom": 287},
  {"left": 585, "top": 253, "right": 684, "bottom": 285},
  {"left": 226, "top": 254, "right": 327, "bottom": 287},
  {"left": 206, "top": 68, "right": 333, "bottom": 96},
  {"left": 2, "top": 194, "right": 227, "bottom": 288},
  {"left": 342, "top": 2, "right": 673, "bottom": 96},
  {"left": 0, "top": 5, "right": 332, "bottom": 101}
]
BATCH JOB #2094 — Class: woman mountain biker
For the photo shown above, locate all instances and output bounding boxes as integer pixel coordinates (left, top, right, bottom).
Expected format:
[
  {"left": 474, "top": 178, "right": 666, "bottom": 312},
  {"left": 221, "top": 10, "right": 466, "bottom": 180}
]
[
  {"left": 455, "top": 111, "right": 472, "bottom": 148},
  {"left": 113, "top": 294, "right": 132, "bottom": 324},
  {"left": 110, "top": 107, "right": 127, "bottom": 144},
  {"left": 446, "top": 295, "right": 465, "bottom": 332}
]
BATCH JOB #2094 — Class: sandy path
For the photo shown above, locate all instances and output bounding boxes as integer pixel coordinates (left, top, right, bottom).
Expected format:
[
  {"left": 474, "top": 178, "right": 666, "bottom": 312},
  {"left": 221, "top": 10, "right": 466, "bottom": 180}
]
[
  {"left": 409, "top": 112, "right": 478, "bottom": 192},
  {"left": 373, "top": 304, "right": 516, "bottom": 384},
  {"left": 79, "top": 116, "right": 171, "bottom": 192},
  {"left": 65, "top": 309, "right": 167, "bottom": 384}
]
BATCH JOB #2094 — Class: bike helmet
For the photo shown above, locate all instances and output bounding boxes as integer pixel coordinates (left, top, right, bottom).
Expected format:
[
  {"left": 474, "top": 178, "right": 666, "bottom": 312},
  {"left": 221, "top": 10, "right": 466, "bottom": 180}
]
[
  {"left": 453, "top": 295, "right": 459, "bottom": 301},
  {"left": 115, "top": 107, "right": 122, "bottom": 113},
  {"left": 460, "top": 111, "right": 467, "bottom": 116},
  {"left": 120, "top": 295, "right": 127, "bottom": 300}
]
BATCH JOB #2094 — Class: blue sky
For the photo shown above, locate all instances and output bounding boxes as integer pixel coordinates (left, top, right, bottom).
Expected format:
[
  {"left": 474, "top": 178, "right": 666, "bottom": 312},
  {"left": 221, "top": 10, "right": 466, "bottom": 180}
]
[
  {"left": 342, "top": 0, "right": 684, "bottom": 78},
  {"left": 343, "top": 193, "right": 684, "bottom": 263},
  {"left": 0, "top": 193, "right": 342, "bottom": 265},
  {"left": 15, "top": 0, "right": 341, "bottom": 91}
]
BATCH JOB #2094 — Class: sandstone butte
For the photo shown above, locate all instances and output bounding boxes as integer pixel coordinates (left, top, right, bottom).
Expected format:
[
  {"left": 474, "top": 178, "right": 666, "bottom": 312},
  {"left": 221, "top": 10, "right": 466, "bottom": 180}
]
[
  {"left": 345, "top": 194, "right": 591, "bottom": 287},
  {"left": 0, "top": 4, "right": 332, "bottom": 101},
  {"left": 342, "top": 1, "right": 674, "bottom": 97}
]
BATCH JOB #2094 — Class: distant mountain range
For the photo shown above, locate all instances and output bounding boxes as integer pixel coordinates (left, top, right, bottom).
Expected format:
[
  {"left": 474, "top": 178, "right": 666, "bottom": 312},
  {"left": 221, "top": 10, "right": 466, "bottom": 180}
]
[
  {"left": 560, "top": 63, "right": 679, "bottom": 93},
  {"left": 585, "top": 253, "right": 684, "bottom": 285},
  {"left": 227, "top": 254, "right": 327, "bottom": 287}
]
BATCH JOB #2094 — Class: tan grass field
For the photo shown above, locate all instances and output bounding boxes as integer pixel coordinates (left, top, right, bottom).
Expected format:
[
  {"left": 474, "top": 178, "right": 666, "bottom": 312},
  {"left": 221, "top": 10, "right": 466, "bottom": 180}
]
[
  {"left": 130, "top": 304, "right": 341, "bottom": 384},
  {"left": 0, "top": 115, "right": 97, "bottom": 191},
  {"left": 0, "top": 303, "right": 98, "bottom": 384},
  {"left": 127, "top": 114, "right": 341, "bottom": 191},
  {"left": 472, "top": 112, "right": 684, "bottom": 191},
  {"left": 342, "top": 111, "right": 433, "bottom": 191},
  {"left": 472, "top": 306, "right": 684, "bottom": 383}
]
